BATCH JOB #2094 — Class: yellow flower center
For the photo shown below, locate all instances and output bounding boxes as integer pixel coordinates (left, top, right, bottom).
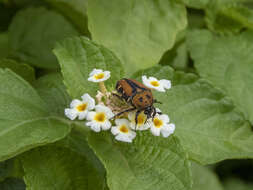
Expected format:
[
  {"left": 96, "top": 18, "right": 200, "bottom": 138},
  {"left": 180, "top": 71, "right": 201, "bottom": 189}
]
[
  {"left": 153, "top": 118, "right": 163, "bottom": 128},
  {"left": 76, "top": 103, "right": 87, "bottom": 111},
  {"left": 136, "top": 113, "right": 146, "bottom": 125},
  {"left": 150, "top": 81, "right": 160, "bottom": 87},
  {"left": 94, "top": 112, "right": 106, "bottom": 122},
  {"left": 94, "top": 73, "right": 105, "bottom": 80},
  {"left": 119, "top": 125, "right": 129, "bottom": 133}
]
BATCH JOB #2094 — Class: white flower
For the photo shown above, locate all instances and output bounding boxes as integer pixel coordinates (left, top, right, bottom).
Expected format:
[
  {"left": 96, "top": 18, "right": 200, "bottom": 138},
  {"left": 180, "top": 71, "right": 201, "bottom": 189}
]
[
  {"left": 142, "top": 75, "right": 171, "bottom": 92},
  {"left": 65, "top": 93, "right": 95, "bottom": 120},
  {"left": 86, "top": 104, "right": 114, "bottom": 132},
  {"left": 88, "top": 69, "right": 110, "bottom": 82},
  {"left": 150, "top": 114, "right": 175, "bottom": 137},
  {"left": 128, "top": 111, "right": 150, "bottom": 131},
  {"left": 111, "top": 119, "right": 136, "bottom": 143}
]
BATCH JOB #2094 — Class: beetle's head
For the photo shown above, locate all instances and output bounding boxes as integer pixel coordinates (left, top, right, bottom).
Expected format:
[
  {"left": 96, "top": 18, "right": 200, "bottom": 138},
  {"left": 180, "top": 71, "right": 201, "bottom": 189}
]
[{"left": 144, "top": 106, "right": 156, "bottom": 120}]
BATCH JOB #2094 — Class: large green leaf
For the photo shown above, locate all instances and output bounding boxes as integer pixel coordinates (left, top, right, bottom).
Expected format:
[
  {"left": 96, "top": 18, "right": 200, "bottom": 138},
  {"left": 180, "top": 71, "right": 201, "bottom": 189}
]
[
  {"left": 133, "top": 65, "right": 253, "bottom": 164},
  {"left": 33, "top": 73, "right": 71, "bottom": 117},
  {"left": 21, "top": 145, "right": 105, "bottom": 190},
  {"left": 205, "top": 2, "right": 253, "bottom": 34},
  {"left": 181, "top": 0, "right": 210, "bottom": 9},
  {"left": 191, "top": 163, "right": 223, "bottom": 190},
  {"left": 53, "top": 36, "right": 124, "bottom": 98},
  {"left": 55, "top": 125, "right": 107, "bottom": 189},
  {"left": 0, "top": 33, "right": 9, "bottom": 59},
  {"left": 88, "top": 132, "right": 192, "bottom": 190},
  {"left": 224, "top": 178, "right": 253, "bottom": 190},
  {"left": 87, "top": 0, "right": 187, "bottom": 74},
  {"left": 0, "top": 159, "right": 24, "bottom": 182},
  {"left": 0, "top": 69, "right": 71, "bottom": 161},
  {"left": 159, "top": 31, "right": 190, "bottom": 72},
  {"left": 0, "top": 178, "right": 25, "bottom": 190},
  {"left": 44, "top": 0, "right": 89, "bottom": 35},
  {"left": 8, "top": 7, "right": 79, "bottom": 69},
  {"left": 187, "top": 29, "right": 253, "bottom": 124},
  {"left": 0, "top": 59, "right": 35, "bottom": 83}
]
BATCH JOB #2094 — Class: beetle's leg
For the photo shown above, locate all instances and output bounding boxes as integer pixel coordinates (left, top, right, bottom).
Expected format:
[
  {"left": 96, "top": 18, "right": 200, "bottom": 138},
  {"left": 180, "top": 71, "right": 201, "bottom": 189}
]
[
  {"left": 111, "top": 107, "right": 136, "bottom": 120},
  {"left": 135, "top": 110, "right": 142, "bottom": 130},
  {"left": 154, "top": 99, "right": 162, "bottom": 104},
  {"left": 112, "top": 93, "right": 123, "bottom": 100},
  {"left": 152, "top": 107, "right": 156, "bottom": 121}
]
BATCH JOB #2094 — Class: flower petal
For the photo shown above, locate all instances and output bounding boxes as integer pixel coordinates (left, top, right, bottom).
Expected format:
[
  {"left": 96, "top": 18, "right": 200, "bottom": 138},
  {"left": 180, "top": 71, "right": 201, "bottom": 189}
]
[
  {"left": 70, "top": 99, "right": 82, "bottom": 108},
  {"left": 161, "top": 123, "right": 175, "bottom": 137},
  {"left": 78, "top": 111, "right": 87, "bottom": 120},
  {"left": 86, "top": 111, "right": 96, "bottom": 121},
  {"left": 150, "top": 126, "right": 161, "bottom": 136},
  {"left": 89, "top": 68, "right": 103, "bottom": 77},
  {"left": 95, "top": 105, "right": 114, "bottom": 118},
  {"left": 111, "top": 126, "right": 120, "bottom": 135},
  {"left": 159, "top": 114, "right": 170, "bottom": 123},
  {"left": 115, "top": 118, "right": 129, "bottom": 126},
  {"left": 81, "top": 93, "right": 95, "bottom": 110},
  {"left": 115, "top": 133, "right": 132, "bottom": 143},
  {"left": 86, "top": 121, "right": 101, "bottom": 132},
  {"left": 65, "top": 108, "right": 78, "bottom": 120},
  {"left": 160, "top": 79, "right": 171, "bottom": 89},
  {"left": 101, "top": 120, "right": 111, "bottom": 130}
]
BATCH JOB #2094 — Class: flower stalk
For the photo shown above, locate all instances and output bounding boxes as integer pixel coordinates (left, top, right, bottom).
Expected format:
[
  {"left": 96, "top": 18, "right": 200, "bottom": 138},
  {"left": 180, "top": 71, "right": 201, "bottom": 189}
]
[{"left": 99, "top": 82, "right": 107, "bottom": 94}]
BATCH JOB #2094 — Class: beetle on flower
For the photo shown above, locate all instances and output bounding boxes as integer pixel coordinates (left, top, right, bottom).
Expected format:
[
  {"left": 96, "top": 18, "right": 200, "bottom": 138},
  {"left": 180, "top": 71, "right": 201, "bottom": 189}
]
[{"left": 64, "top": 68, "right": 176, "bottom": 143}]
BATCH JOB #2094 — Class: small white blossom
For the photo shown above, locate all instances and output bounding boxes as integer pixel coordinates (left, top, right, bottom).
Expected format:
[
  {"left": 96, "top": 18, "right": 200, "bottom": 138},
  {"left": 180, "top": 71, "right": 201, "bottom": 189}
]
[
  {"left": 65, "top": 93, "right": 95, "bottom": 120},
  {"left": 150, "top": 114, "right": 175, "bottom": 137},
  {"left": 111, "top": 119, "right": 136, "bottom": 143},
  {"left": 142, "top": 75, "right": 171, "bottom": 92},
  {"left": 86, "top": 104, "right": 114, "bottom": 132},
  {"left": 128, "top": 111, "right": 150, "bottom": 131},
  {"left": 88, "top": 69, "right": 110, "bottom": 82}
]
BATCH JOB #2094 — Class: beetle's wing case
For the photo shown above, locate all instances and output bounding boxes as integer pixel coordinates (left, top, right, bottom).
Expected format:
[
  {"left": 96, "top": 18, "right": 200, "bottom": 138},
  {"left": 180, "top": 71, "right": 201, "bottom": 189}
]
[{"left": 116, "top": 79, "right": 134, "bottom": 97}]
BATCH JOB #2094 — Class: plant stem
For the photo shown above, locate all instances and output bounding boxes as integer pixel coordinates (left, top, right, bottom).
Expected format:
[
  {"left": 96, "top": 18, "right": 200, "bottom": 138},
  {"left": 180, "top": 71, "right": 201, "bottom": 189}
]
[{"left": 99, "top": 82, "right": 107, "bottom": 94}]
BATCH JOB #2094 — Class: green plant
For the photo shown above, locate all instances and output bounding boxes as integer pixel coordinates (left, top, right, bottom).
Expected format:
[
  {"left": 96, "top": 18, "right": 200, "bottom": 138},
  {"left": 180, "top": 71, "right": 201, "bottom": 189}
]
[{"left": 0, "top": 0, "right": 253, "bottom": 189}]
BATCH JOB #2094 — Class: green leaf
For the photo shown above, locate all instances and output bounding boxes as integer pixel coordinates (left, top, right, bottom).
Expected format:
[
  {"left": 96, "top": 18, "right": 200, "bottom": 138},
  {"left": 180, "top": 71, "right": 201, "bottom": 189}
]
[
  {"left": 0, "top": 178, "right": 25, "bottom": 190},
  {"left": 33, "top": 73, "right": 71, "bottom": 117},
  {"left": 224, "top": 178, "right": 253, "bottom": 190},
  {"left": 8, "top": 7, "right": 79, "bottom": 69},
  {"left": 55, "top": 125, "right": 107, "bottom": 189},
  {"left": 159, "top": 32, "right": 190, "bottom": 72},
  {"left": 133, "top": 65, "right": 253, "bottom": 164},
  {"left": 0, "top": 69, "right": 71, "bottom": 161},
  {"left": 0, "top": 33, "right": 9, "bottom": 59},
  {"left": 191, "top": 163, "right": 223, "bottom": 190},
  {"left": 187, "top": 29, "right": 253, "bottom": 125},
  {"left": 53, "top": 36, "right": 124, "bottom": 98},
  {"left": 0, "top": 159, "right": 24, "bottom": 182},
  {"left": 88, "top": 132, "right": 192, "bottom": 190},
  {"left": 87, "top": 0, "right": 187, "bottom": 74},
  {"left": 21, "top": 145, "right": 106, "bottom": 190},
  {"left": 205, "top": 3, "right": 253, "bottom": 34},
  {"left": 44, "top": 0, "right": 90, "bottom": 35},
  {"left": 181, "top": 0, "right": 210, "bottom": 9},
  {"left": 0, "top": 59, "right": 35, "bottom": 83}
]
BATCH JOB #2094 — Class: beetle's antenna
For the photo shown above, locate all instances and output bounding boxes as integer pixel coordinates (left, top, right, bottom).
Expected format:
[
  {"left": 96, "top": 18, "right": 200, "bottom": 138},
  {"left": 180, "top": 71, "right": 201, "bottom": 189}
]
[{"left": 154, "top": 99, "right": 162, "bottom": 104}]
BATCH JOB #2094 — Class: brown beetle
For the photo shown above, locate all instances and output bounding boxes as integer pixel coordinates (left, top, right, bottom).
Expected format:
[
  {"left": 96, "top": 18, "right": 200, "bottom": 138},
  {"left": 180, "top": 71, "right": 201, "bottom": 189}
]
[{"left": 112, "top": 78, "right": 161, "bottom": 125}]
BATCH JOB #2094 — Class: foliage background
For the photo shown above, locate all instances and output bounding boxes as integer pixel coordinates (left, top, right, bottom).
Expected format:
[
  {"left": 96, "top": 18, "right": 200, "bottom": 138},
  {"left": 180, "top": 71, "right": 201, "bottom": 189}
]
[{"left": 0, "top": 0, "right": 253, "bottom": 189}]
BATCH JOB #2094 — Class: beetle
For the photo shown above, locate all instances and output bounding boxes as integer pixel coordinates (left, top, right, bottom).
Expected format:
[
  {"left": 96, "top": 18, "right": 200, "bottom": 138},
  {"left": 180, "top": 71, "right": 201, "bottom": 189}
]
[{"left": 112, "top": 78, "right": 161, "bottom": 126}]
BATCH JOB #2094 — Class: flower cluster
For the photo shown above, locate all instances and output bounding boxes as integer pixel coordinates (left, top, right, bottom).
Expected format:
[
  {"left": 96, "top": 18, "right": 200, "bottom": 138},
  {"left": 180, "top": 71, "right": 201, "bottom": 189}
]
[{"left": 64, "top": 68, "right": 175, "bottom": 143}]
